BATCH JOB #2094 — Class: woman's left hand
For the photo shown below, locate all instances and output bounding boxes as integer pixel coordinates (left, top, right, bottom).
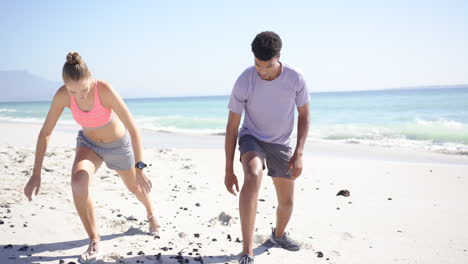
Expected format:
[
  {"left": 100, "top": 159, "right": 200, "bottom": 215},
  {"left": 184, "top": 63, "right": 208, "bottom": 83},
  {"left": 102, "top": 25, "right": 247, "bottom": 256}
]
[{"left": 136, "top": 169, "right": 152, "bottom": 194}]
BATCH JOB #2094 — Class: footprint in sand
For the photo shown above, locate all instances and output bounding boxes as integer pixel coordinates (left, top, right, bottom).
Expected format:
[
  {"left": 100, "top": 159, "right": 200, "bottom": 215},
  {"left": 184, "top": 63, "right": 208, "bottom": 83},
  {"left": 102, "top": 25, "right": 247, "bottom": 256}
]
[{"left": 342, "top": 232, "right": 354, "bottom": 240}]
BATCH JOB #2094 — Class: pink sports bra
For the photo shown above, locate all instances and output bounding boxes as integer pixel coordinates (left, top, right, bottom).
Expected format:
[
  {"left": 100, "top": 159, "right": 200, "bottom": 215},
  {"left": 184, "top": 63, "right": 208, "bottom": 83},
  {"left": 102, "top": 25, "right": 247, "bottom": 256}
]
[{"left": 70, "top": 80, "right": 114, "bottom": 129}]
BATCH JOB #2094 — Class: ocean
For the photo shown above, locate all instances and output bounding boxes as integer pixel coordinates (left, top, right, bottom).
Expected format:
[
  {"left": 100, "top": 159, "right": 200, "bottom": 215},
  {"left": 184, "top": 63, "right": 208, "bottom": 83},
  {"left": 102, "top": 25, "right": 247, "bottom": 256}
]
[{"left": 1, "top": 87, "right": 467, "bottom": 156}]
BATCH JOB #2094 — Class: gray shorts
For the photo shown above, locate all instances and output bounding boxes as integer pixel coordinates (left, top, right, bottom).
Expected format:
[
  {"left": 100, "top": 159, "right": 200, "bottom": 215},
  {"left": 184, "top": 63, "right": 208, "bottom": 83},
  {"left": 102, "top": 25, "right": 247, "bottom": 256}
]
[
  {"left": 238, "top": 135, "right": 293, "bottom": 178},
  {"left": 76, "top": 130, "right": 134, "bottom": 171}
]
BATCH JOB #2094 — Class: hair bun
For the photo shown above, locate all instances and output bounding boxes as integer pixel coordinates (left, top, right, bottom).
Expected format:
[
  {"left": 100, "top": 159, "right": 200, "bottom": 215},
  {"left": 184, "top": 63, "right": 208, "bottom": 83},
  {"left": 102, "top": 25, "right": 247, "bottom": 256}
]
[{"left": 66, "top": 52, "right": 82, "bottom": 65}]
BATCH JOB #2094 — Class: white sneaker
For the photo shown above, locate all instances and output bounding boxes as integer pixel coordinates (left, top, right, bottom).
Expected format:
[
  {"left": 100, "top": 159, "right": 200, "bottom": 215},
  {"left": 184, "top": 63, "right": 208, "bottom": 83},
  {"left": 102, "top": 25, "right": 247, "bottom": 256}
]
[{"left": 78, "top": 239, "right": 101, "bottom": 264}]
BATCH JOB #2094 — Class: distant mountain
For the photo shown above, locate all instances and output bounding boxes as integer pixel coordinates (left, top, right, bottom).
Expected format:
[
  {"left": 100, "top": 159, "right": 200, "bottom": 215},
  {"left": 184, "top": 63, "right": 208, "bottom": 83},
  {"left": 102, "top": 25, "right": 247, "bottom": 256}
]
[{"left": 0, "top": 70, "right": 61, "bottom": 102}]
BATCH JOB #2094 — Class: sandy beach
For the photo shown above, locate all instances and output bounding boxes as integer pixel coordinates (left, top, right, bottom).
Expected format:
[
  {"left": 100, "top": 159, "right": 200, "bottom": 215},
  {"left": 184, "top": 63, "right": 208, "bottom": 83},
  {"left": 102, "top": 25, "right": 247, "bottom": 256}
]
[{"left": 1, "top": 121, "right": 468, "bottom": 264}]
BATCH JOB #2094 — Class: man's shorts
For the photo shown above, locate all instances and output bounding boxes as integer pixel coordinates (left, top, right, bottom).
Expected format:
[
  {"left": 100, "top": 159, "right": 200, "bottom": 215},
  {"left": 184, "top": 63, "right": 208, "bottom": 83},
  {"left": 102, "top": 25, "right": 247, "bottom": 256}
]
[
  {"left": 76, "top": 130, "right": 134, "bottom": 171},
  {"left": 238, "top": 135, "right": 293, "bottom": 178}
]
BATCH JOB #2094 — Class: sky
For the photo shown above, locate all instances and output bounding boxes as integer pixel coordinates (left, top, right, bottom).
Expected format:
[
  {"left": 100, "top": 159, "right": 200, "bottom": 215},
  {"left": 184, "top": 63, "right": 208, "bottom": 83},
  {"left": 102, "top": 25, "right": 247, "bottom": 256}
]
[{"left": 1, "top": 0, "right": 467, "bottom": 98}]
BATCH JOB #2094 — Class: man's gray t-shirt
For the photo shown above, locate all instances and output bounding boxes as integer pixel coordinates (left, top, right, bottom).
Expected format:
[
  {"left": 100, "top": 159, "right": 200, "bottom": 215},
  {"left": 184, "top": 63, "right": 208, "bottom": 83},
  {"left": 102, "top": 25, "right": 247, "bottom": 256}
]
[{"left": 228, "top": 63, "right": 309, "bottom": 145}]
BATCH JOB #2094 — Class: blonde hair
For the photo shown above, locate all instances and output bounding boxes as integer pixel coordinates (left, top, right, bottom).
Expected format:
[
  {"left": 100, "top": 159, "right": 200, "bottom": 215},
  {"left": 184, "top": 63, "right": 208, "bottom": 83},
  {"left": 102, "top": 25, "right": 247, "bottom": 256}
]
[{"left": 62, "top": 52, "right": 91, "bottom": 81}]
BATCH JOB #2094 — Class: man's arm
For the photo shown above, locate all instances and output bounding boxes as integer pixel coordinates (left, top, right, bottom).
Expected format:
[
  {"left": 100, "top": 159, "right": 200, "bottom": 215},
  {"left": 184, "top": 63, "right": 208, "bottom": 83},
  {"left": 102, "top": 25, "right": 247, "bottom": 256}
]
[
  {"left": 288, "top": 103, "right": 310, "bottom": 180},
  {"left": 225, "top": 111, "right": 241, "bottom": 195},
  {"left": 294, "top": 103, "right": 310, "bottom": 155}
]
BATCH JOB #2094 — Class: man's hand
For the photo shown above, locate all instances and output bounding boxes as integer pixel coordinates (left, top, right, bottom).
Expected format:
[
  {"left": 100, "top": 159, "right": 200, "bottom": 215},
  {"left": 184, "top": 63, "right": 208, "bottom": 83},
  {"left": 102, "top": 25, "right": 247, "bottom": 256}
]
[
  {"left": 287, "top": 152, "right": 303, "bottom": 180},
  {"left": 225, "top": 170, "right": 240, "bottom": 196}
]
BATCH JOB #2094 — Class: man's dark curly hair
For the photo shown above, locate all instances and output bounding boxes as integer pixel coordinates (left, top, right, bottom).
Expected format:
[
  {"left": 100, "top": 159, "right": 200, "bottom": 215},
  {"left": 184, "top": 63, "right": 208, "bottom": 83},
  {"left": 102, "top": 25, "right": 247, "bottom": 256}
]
[{"left": 251, "top": 31, "right": 282, "bottom": 61}]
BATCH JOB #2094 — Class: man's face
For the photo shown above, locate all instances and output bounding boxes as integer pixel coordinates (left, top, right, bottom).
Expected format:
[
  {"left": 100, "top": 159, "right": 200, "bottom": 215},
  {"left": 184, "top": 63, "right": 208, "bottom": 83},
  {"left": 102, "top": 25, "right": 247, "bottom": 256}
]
[{"left": 254, "top": 57, "right": 280, "bottom": 80}]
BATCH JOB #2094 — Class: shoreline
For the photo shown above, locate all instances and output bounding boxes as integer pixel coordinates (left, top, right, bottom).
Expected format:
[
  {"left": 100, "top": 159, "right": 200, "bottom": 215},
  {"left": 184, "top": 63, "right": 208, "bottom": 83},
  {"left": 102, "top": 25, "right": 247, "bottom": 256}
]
[{"left": 1, "top": 120, "right": 467, "bottom": 166}]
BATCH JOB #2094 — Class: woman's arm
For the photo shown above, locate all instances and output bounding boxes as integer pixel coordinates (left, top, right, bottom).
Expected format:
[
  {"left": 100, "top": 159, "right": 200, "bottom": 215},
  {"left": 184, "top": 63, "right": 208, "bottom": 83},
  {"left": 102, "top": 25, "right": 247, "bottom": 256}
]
[
  {"left": 24, "top": 87, "right": 67, "bottom": 201},
  {"left": 101, "top": 81, "right": 152, "bottom": 193}
]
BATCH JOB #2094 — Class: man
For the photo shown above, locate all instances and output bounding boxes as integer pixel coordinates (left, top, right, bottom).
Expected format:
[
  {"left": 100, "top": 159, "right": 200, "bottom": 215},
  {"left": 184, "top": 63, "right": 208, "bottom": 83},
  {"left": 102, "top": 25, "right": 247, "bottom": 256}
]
[{"left": 224, "top": 31, "right": 310, "bottom": 264}]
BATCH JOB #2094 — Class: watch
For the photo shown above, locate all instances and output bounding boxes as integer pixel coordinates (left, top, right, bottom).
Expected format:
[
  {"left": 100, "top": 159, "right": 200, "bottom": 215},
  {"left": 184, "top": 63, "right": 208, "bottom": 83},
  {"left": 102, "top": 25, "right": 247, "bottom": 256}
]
[{"left": 135, "top": 161, "right": 147, "bottom": 169}]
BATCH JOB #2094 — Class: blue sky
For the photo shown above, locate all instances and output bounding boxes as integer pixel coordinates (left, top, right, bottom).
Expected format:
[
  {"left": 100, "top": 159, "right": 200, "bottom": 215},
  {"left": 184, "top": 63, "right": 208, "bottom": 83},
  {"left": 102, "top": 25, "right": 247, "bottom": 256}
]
[{"left": 1, "top": 0, "right": 467, "bottom": 98}]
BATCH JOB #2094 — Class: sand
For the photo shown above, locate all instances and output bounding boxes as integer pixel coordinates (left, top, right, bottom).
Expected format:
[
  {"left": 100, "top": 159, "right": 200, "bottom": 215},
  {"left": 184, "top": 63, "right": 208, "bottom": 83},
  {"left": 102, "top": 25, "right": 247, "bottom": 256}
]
[{"left": 1, "top": 121, "right": 468, "bottom": 264}]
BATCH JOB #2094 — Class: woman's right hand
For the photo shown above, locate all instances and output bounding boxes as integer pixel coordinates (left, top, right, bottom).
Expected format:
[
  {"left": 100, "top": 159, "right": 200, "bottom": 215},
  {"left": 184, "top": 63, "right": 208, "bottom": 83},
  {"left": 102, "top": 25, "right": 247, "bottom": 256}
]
[{"left": 24, "top": 175, "right": 41, "bottom": 201}]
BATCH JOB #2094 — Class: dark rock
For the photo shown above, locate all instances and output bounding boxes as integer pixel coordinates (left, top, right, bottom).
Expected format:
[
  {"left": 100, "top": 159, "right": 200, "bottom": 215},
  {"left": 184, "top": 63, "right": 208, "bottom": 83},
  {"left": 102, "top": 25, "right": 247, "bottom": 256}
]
[
  {"left": 211, "top": 238, "right": 217, "bottom": 242},
  {"left": 59, "top": 260, "right": 65, "bottom": 264},
  {"left": 227, "top": 234, "right": 232, "bottom": 241},
  {"left": 194, "top": 233, "right": 200, "bottom": 238},
  {"left": 161, "top": 247, "right": 169, "bottom": 251},
  {"left": 259, "top": 199, "right": 265, "bottom": 202},
  {"left": 195, "top": 203, "right": 200, "bottom": 207},
  {"left": 18, "top": 245, "right": 29, "bottom": 251},
  {"left": 127, "top": 251, "right": 133, "bottom": 255},
  {"left": 125, "top": 215, "right": 137, "bottom": 221},
  {"left": 3, "top": 244, "right": 12, "bottom": 249},
  {"left": 336, "top": 190, "right": 350, "bottom": 197},
  {"left": 316, "top": 251, "right": 324, "bottom": 258},
  {"left": 138, "top": 250, "right": 145, "bottom": 255},
  {"left": 0, "top": 220, "right": 4, "bottom": 225},
  {"left": 235, "top": 237, "right": 242, "bottom": 243},
  {"left": 388, "top": 198, "right": 392, "bottom": 200}
]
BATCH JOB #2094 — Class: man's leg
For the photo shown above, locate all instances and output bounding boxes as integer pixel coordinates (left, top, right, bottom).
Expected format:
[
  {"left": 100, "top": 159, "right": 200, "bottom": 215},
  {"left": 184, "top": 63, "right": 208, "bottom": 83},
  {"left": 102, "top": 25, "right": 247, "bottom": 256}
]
[
  {"left": 269, "top": 176, "right": 300, "bottom": 251},
  {"left": 272, "top": 177, "right": 294, "bottom": 237},
  {"left": 240, "top": 151, "right": 264, "bottom": 256}
]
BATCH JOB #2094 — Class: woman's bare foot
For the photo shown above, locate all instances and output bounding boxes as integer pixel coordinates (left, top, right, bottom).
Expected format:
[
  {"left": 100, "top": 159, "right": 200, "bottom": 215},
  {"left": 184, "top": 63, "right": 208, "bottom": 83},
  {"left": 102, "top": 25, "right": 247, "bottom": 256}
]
[{"left": 147, "top": 214, "right": 160, "bottom": 236}]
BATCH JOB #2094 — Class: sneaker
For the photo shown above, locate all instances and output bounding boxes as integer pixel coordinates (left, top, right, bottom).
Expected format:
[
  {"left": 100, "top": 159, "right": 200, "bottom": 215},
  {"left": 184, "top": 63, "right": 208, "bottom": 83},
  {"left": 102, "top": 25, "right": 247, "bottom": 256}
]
[
  {"left": 238, "top": 254, "right": 254, "bottom": 264},
  {"left": 269, "top": 229, "right": 301, "bottom": 251},
  {"left": 78, "top": 239, "right": 101, "bottom": 264}
]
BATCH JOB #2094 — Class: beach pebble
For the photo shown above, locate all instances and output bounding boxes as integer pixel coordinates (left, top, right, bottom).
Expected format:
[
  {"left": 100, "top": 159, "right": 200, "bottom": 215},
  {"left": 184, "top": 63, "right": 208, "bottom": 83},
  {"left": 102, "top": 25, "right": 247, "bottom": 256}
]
[
  {"left": 388, "top": 197, "right": 393, "bottom": 200},
  {"left": 195, "top": 202, "right": 200, "bottom": 207},
  {"left": 18, "top": 245, "right": 29, "bottom": 251},
  {"left": 138, "top": 250, "right": 145, "bottom": 255},
  {"left": 316, "top": 251, "right": 324, "bottom": 258},
  {"left": 125, "top": 215, "right": 137, "bottom": 221},
  {"left": 336, "top": 190, "right": 350, "bottom": 197},
  {"left": 194, "top": 233, "right": 200, "bottom": 238},
  {"left": 218, "top": 212, "right": 232, "bottom": 226}
]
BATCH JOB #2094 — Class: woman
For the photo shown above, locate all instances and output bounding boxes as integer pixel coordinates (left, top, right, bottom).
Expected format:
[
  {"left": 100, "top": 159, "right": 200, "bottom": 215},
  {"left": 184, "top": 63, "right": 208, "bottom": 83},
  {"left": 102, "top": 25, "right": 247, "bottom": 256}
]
[{"left": 23, "top": 52, "right": 160, "bottom": 264}]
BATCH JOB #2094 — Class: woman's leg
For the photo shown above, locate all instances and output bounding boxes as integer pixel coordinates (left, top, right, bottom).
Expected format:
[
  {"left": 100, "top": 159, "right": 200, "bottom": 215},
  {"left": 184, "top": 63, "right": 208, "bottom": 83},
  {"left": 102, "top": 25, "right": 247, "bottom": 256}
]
[
  {"left": 116, "top": 168, "right": 159, "bottom": 232},
  {"left": 71, "top": 146, "right": 103, "bottom": 241}
]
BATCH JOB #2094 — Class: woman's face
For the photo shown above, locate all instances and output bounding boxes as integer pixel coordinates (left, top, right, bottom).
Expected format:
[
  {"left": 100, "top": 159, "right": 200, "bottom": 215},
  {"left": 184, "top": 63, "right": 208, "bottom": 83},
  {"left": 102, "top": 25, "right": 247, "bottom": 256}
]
[{"left": 65, "top": 78, "right": 92, "bottom": 100}]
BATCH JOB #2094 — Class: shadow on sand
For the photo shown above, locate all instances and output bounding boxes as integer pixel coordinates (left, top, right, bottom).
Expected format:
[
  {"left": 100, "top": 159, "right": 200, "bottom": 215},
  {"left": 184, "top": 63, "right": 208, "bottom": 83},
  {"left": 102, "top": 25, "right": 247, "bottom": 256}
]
[{"left": 1, "top": 227, "right": 274, "bottom": 264}]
